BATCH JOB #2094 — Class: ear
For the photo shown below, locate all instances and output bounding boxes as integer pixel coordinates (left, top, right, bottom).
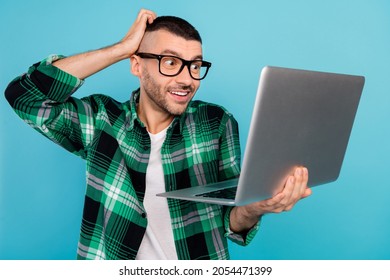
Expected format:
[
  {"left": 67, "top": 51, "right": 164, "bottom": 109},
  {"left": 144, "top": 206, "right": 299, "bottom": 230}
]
[{"left": 130, "top": 55, "right": 142, "bottom": 77}]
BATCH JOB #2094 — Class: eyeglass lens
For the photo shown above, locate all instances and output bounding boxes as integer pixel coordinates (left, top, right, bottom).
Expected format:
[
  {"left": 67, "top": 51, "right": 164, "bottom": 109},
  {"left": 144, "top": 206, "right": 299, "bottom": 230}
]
[{"left": 159, "top": 56, "right": 208, "bottom": 80}]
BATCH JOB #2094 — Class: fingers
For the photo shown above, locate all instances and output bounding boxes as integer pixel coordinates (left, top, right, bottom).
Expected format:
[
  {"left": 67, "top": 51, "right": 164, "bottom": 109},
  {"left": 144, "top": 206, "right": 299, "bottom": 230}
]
[
  {"left": 137, "top": 9, "right": 157, "bottom": 25},
  {"left": 281, "top": 167, "right": 309, "bottom": 211},
  {"left": 302, "top": 187, "right": 312, "bottom": 198},
  {"left": 120, "top": 9, "right": 157, "bottom": 58},
  {"left": 261, "top": 167, "right": 310, "bottom": 214},
  {"left": 133, "top": 9, "right": 157, "bottom": 34},
  {"left": 287, "top": 167, "right": 308, "bottom": 197}
]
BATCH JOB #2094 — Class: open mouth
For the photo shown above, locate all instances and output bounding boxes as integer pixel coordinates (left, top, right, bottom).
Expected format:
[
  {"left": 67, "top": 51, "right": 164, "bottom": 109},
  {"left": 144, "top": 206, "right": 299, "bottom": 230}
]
[{"left": 170, "top": 90, "right": 190, "bottom": 97}]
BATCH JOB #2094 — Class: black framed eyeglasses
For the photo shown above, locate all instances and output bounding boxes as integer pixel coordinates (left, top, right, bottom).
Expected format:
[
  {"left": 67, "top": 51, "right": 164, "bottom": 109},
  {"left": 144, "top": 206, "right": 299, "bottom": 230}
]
[{"left": 136, "top": 52, "right": 212, "bottom": 80}]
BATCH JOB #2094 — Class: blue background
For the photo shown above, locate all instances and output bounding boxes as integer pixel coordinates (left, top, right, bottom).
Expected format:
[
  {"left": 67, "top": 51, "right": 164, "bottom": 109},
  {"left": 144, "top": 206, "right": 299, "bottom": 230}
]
[{"left": 1, "top": 0, "right": 389, "bottom": 260}]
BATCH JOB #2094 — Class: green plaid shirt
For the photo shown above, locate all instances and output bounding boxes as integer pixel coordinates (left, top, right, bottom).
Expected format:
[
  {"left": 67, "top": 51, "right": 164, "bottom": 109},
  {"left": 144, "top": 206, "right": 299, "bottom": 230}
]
[{"left": 5, "top": 55, "right": 259, "bottom": 260}]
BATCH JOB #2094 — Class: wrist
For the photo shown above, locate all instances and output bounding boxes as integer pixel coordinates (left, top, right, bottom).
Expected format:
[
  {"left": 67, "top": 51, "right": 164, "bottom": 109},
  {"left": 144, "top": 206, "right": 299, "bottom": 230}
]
[
  {"left": 112, "top": 40, "right": 139, "bottom": 61},
  {"left": 230, "top": 206, "right": 261, "bottom": 233}
]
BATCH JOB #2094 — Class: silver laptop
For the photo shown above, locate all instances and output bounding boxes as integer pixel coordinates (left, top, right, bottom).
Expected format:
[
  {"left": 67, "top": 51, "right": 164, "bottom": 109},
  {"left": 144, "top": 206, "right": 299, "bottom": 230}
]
[{"left": 157, "top": 66, "right": 365, "bottom": 206}]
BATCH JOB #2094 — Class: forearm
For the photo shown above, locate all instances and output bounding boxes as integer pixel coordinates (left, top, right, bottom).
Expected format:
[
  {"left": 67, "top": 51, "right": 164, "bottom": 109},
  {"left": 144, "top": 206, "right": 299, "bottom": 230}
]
[
  {"left": 52, "top": 9, "right": 157, "bottom": 80},
  {"left": 53, "top": 43, "right": 128, "bottom": 80}
]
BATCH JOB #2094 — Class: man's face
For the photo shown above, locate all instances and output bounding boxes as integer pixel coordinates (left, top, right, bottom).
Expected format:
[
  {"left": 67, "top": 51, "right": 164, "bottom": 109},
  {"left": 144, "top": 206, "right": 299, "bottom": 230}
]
[{"left": 135, "top": 30, "right": 203, "bottom": 116}]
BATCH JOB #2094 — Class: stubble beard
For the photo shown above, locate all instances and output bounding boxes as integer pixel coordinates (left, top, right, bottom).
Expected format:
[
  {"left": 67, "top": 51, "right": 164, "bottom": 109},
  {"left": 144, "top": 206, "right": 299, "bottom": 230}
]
[{"left": 141, "top": 70, "right": 195, "bottom": 116}]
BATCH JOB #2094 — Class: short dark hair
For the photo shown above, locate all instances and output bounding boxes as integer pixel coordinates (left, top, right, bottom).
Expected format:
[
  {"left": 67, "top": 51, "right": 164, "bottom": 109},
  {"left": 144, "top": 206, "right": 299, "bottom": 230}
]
[{"left": 146, "top": 16, "right": 202, "bottom": 43}]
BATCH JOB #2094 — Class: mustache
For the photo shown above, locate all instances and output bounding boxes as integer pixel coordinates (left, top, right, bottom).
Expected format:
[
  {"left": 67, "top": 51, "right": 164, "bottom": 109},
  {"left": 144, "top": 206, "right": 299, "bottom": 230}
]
[{"left": 167, "top": 85, "right": 195, "bottom": 92}]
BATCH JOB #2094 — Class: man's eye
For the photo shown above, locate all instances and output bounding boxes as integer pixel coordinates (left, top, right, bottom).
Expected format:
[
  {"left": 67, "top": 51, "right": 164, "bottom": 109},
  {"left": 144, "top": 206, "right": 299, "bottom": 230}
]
[
  {"left": 163, "top": 58, "right": 179, "bottom": 68},
  {"left": 191, "top": 63, "right": 201, "bottom": 72}
]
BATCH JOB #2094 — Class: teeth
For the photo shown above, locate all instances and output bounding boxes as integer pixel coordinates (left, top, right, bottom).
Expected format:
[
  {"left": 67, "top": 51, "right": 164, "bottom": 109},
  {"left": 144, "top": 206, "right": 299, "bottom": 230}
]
[{"left": 171, "top": 91, "right": 188, "bottom": 96}]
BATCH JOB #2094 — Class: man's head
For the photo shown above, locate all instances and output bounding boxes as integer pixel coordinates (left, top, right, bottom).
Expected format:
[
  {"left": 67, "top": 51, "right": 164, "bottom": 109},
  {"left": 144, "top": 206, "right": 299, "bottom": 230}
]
[{"left": 131, "top": 15, "right": 210, "bottom": 122}]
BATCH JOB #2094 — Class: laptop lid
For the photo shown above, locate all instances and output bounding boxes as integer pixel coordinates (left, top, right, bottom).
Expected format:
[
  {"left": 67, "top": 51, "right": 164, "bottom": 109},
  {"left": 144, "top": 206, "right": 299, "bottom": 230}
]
[{"left": 234, "top": 66, "right": 365, "bottom": 205}]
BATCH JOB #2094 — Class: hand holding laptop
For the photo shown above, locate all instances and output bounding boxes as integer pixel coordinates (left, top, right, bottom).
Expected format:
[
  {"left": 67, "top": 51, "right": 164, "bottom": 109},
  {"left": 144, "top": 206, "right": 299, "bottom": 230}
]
[{"left": 229, "top": 166, "right": 311, "bottom": 233}]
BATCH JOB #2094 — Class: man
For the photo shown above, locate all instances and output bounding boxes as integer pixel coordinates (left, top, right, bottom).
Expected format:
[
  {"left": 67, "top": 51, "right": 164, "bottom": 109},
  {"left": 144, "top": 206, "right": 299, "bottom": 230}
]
[{"left": 4, "top": 9, "right": 311, "bottom": 260}]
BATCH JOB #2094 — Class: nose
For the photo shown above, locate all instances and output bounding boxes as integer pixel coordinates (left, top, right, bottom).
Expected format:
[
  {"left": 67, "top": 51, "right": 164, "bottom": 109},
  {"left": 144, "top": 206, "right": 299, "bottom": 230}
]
[{"left": 175, "top": 65, "right": 195, "bottom": 85}]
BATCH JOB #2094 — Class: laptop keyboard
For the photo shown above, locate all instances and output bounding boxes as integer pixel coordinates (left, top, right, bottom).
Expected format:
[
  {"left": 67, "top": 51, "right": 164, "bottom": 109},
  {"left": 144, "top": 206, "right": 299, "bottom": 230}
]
[{"left": 195, "top": 187, "right": 237, "bottom": 200}]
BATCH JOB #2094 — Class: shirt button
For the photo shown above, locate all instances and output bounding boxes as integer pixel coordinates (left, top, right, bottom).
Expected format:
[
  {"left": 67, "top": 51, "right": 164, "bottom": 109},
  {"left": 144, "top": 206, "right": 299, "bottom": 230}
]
[{"left": 141, "top": 212, "right": 147, "bottom": 218}]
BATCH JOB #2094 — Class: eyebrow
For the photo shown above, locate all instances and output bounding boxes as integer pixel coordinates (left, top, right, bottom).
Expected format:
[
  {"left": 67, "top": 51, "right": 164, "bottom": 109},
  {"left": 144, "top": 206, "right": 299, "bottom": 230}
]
[{"left": 160, "top": 49, "right": 203, "bottom": 60}]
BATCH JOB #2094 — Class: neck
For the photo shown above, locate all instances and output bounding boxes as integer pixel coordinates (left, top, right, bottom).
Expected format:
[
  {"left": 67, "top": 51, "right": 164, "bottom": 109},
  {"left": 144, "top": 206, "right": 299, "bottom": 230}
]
[{"left": 137, "top": 98, "right": 174, "bottom": 135}]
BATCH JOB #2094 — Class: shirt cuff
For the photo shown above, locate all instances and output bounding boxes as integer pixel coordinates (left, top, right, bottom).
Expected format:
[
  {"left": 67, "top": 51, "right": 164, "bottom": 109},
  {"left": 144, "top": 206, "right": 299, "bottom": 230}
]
[
  {"left": 27, "top": 54, "right": 84, "bottom": 102},
  {"left": 224, "top": 206, "right": 261, "bottom": 246}
]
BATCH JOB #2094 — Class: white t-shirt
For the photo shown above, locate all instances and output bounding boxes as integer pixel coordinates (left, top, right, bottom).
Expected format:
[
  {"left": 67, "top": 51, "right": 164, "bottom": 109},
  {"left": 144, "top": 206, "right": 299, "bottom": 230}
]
[{"left": 136, "top": 127, "right": 178, "bottom": 260}]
